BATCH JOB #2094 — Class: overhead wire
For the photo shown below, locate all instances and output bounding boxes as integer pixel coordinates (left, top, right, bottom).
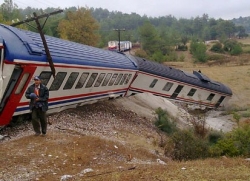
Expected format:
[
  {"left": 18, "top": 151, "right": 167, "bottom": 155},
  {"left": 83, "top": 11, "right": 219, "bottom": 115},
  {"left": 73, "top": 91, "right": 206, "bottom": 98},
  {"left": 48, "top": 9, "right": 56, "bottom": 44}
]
[{"left": 13, "top": 0, "right": 61, "bottom": 9}]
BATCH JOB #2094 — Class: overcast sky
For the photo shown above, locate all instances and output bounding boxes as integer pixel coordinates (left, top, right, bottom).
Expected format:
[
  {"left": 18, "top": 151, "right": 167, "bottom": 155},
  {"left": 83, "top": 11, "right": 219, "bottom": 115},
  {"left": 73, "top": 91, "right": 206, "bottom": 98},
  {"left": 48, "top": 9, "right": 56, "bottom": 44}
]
[{"left": 2, "top": 0, "right": 250, "bottom": 20}]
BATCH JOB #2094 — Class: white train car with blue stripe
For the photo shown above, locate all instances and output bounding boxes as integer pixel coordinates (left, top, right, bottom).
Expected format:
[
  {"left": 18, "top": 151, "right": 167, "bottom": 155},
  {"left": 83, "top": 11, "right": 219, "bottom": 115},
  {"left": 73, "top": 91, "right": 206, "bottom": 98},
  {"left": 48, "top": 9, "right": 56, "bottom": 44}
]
[{"left": 0, "top": 24, "right": 232, "bottom": 126}]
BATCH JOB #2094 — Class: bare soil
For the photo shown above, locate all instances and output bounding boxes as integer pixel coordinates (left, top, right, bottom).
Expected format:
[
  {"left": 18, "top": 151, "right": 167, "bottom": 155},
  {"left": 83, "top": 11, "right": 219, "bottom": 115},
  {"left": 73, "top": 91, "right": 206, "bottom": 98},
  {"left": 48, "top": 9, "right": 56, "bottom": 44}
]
[
  {"left": 1, "top": 50, "right": 250, "bottom": 180},
  {"left": 1, "top": 95, "right": 250, "bottom": 181}
]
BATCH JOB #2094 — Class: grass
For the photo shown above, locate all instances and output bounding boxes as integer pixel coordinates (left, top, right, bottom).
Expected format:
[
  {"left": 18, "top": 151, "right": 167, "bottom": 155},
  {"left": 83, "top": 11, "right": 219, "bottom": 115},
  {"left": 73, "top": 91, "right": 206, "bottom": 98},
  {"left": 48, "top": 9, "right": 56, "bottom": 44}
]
[
  {"left": 1, "top": 132, "right": 250, "bottom": 181},
  {"left": 1, "top": 43, "right": 250, "bottom": 180}
]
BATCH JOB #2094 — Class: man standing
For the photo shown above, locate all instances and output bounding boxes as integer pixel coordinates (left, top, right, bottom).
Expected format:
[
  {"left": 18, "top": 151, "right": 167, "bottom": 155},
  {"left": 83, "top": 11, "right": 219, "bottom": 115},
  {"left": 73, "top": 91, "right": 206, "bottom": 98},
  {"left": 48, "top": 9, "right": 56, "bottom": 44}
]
[{"left": 25, "top": 76, "right": 49, "bottom": 136}]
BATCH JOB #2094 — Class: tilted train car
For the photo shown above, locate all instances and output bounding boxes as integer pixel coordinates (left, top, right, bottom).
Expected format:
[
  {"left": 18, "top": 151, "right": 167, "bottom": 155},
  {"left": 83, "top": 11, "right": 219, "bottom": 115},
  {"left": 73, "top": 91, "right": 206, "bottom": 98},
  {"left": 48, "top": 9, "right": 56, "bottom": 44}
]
[
  {"left": 0, "top": 23, "right": 232, "bottom": 126},
  {"left": 128, "top": 56, "right": 232, "bottom": 108},
  {"left": 0, "top": 24, "right": 137, "bottom": 126}
]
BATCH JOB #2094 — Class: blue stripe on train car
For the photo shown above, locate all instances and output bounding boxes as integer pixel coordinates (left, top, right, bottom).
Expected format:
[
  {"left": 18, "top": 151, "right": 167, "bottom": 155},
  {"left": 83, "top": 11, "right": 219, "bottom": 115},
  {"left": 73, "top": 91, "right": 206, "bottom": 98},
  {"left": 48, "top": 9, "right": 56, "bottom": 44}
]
[
  {"left": 0, "top": 24, "right": 137, "bottom": 70},
  {"left": 15, "top": 91, "right": 126, "bottom": 112}
]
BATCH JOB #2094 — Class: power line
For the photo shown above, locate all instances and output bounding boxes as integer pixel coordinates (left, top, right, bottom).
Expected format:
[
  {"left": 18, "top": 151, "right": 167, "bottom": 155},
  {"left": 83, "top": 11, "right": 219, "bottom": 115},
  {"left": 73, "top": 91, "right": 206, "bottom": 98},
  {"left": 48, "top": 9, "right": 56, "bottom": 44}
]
[
  {"left": 113, "top": 28, "right": 125, "bottom": 52},
  {"left": 11, "top": 9, "right": 63, "bottom": 78}
]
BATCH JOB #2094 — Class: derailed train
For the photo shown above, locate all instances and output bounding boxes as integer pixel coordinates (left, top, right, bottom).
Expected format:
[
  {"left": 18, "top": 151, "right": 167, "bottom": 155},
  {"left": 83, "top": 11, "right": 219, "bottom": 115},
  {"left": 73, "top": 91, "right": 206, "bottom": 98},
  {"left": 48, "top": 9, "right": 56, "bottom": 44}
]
[{"left": 0, "top": 23, "right": 232, "bottom": 126}]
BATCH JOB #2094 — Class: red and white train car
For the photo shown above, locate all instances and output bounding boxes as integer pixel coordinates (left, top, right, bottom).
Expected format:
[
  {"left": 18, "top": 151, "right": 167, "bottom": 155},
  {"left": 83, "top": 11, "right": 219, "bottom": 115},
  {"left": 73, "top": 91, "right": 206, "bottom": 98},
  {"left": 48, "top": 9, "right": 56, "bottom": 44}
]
[{"left": 0, "top": 24, "right": 232, "bottom": 126}]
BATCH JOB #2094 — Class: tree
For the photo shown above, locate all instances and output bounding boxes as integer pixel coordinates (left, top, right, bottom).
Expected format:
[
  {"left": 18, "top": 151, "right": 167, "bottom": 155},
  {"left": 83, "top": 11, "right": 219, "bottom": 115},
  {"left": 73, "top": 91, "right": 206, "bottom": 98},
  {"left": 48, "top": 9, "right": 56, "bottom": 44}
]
[
  {"left": 237, "top": 26, "right": 248, "bottom": 39},
  {"left": 57, "top": 7, "right": 100, "bottom": 46},
  {"left": 0, "top": 0, "right": 19, "bottom": 22},
  {"left": 190, "top": 40, "right": 207, "bottom": 63}
]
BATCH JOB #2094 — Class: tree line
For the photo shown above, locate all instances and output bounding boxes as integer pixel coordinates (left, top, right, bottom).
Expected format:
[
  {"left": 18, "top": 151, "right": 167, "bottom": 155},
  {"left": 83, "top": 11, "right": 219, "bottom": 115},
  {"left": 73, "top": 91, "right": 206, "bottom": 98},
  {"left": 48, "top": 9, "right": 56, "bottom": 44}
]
[{"left": 0, "top": 0, "right": 249, "bottom": 62}]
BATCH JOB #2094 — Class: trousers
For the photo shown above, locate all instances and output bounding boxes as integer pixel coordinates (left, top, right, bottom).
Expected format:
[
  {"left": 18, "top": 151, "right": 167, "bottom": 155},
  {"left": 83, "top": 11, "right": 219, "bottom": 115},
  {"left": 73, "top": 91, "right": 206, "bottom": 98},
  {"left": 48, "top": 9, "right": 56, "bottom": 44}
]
[{"left": 31, "top": 108, "right": 47, "bottom": 134}]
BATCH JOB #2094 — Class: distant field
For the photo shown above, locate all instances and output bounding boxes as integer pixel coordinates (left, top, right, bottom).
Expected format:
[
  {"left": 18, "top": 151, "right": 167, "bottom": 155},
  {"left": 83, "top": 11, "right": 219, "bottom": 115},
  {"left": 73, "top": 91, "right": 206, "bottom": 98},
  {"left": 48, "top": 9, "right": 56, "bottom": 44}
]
[{"left": 237, "top": 37, "right": 250, "bottom": 44}]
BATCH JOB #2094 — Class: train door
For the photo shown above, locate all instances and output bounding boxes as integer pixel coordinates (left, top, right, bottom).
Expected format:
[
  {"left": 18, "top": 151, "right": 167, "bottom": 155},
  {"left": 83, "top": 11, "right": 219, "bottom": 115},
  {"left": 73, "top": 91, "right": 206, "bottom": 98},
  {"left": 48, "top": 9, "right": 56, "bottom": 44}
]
[
  {"left": 170, "top": 85, "right": 184, "bottom": 99},
  {"left": 0, "top": 41, "right": 4, "bottom": 101},
  {"left": 215, "top": 96, "right": 225, "bottom": 108},
  {"left": 0, "top": 65, "right": 36, "bottom": 126}
]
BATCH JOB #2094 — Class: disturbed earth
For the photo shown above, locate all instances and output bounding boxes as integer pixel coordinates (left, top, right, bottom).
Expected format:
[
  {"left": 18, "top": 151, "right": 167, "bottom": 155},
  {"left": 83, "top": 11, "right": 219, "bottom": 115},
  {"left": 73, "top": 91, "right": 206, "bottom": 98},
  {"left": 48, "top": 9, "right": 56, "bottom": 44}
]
[
  {"left": 0, "top": 96, "right": 168, "bottom": 181},
  {"left": 0, "top": 93, "right": 245, "bottom": 181}
]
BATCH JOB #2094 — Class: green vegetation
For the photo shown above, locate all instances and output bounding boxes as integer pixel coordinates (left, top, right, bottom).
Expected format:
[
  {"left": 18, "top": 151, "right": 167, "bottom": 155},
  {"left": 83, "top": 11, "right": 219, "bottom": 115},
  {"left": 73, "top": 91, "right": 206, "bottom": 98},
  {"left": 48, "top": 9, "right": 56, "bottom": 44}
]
[
  {"left": 1, "top": 0, "right": 249, "bottom": 63},
  {"left": 154, "top": 108, "right": 250, "bottom": 161},
  {"left": 190, "top": 41, "right": 208, "bottom": 62},
  {"left": 57, "top": 8, "right": 100, "bottom": 46}
]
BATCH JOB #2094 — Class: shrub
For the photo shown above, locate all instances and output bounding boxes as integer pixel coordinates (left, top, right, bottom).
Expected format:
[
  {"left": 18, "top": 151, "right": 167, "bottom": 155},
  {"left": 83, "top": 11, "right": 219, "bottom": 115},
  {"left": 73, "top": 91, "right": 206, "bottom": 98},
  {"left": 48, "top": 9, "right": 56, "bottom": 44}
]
[
  {"left": 207, "top": 130, "right": 224, "bottom": 145},
  {"left": 170, "top": 129, "right": 210, "bottom": 160},
  {"left": 230, "top": 44, "right": 243, "bottom": 55},
  {"left": 207, "top": 54, "right": 225, "bottom": 61},
  {"left": 176, "top": 44, "right": 188, "bottom": 51},
  {"left": 210, "top": 125, "right": 250, "bottom": 157},
  {"left": 210, "top": 42, "right": 224, "bottom": 53},
  {"left": 190, "top": 41, "right": 207, "bottom": 63},
  {"left": 134, "top": 49, "right": 148, "bottom": 58},
  {"left": 179, "top": 54, "right": 185, "bottom": 62},
  {"left": 151, "top": 51, "right": 165, "bottom": 63},
  {"left": 154, "top": 107, "right": 178, "bottom": 135},
  {"left": 165, "top": 51, "right": 178, "bottom": 62},
  {"left": 223, "top": 39, "right": 243, "bottom": 55}
]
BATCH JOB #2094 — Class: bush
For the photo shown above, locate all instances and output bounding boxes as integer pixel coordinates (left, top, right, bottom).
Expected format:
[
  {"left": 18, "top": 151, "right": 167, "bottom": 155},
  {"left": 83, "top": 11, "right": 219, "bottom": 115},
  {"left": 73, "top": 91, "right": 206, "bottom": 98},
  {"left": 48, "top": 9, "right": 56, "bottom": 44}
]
[
  {"left": 207, "top": 130, "right": 224, "bottom": 145},
  {"left": 134, "top": 49, "right": 148, "bottom": 58},
  {"left": 154, "top": 107, "right": 178, "bottom": 135},
  {"left": 190, "top": 41, "right": 207, "bottom": 63},
  {"left": 230, "top": 44, "right": 243, "bottom": 55},
  {"left": 176, "top": 44, "right": 188, "bottom": 51},
  {"left": 210, "top": 42, "right": 224, "bottom": 53},
  {"left": 207, "top": 54, "right": 225, "bottom": 61},
  {"left": 165, "top": 51, "right": 178, "bottom": 62},
  {"left": 151, "top": 51, "right": 165, "bottom": 63},
  {"left": 210, "top": 125, "right": 250, "bottom": 157},
  {"left": 223, "top": 39, "right": 243, "bottom": 55},
  {"left": 170, "top": 129, "right": 210, "bottom": 160}
]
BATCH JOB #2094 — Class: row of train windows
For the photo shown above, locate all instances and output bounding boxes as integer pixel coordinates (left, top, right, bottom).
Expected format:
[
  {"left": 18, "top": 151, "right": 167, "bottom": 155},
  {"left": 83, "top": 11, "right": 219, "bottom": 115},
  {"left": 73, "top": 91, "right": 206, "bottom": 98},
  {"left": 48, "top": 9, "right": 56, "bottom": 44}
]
[
  {"left": 150, "top": 79, "right": 215, "bottom": 101},
  {"left": 39, "top": 71, "right": 133, "bottom": 91}
]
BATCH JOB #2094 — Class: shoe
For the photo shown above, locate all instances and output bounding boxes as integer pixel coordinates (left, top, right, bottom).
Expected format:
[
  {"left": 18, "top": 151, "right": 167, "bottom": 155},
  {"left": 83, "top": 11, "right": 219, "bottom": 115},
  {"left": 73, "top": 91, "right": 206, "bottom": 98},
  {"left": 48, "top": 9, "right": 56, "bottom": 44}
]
[
  {"left": 41, "top": 134, "right": 46, "bottom": 137},
  {"left": 34, "top": 133, "right": 40, "bottom": 136}
]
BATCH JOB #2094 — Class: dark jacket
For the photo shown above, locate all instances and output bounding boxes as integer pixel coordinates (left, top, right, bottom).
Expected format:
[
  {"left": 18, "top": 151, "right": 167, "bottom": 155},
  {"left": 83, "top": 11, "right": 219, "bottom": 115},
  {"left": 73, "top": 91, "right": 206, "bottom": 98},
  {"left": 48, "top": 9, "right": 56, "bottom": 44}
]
[{"left": 25, "top": 84, "right": 49, "bottom": 112}]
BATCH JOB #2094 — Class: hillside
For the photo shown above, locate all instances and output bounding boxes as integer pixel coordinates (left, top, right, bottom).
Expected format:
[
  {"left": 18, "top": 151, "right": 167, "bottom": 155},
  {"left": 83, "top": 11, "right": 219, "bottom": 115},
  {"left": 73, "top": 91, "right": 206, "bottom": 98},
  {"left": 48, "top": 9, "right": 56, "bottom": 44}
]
[
  {"left": 0, "top": 92, "right": 249, "bottom": 181},
  {"left": 1, "top": 42, "right": 250, "bottom": 180}
]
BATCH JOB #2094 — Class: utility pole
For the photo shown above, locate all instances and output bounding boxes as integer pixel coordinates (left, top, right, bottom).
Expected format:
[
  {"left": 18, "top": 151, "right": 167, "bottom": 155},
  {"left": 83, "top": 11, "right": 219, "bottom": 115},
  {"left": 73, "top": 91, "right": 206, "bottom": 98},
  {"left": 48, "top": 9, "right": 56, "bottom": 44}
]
[
  {"left": 11, "top": 9, "right": 63, "bottom": 78},
  {"left": 113, "top": 28, "right": 125, "bottom": 52}
]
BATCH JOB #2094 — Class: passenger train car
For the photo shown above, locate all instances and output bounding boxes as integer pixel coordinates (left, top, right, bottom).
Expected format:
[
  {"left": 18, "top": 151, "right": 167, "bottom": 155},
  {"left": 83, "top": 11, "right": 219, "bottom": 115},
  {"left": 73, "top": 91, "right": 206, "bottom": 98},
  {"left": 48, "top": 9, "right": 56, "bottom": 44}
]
[
  {"left": 108, "top": 41, "right": 132, "bottom": 52},
  {"left": 0, "top": 24, "right": 232, "bottom": 126}
]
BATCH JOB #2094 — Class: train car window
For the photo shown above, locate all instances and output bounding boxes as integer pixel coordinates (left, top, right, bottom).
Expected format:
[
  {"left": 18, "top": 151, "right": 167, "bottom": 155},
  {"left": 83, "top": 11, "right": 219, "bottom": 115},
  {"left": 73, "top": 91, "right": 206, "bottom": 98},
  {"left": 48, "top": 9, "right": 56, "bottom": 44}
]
[
  {"left": 63, "top": 72, "right": 79, "bottom": 90},
  {"left": 207, "top": 93, "right": 215, "bottom": 101},
  {"left": 114, "top": 74, "right": 123, "bottom": 85},
  {"left": 187, "top": 88, "right": 197, "bottom": 97},
  {"left": 49, "top": 72, "right": 67, "bottom": 91},
  {"left": 108, "top": 73, "right": 118, "bottom": 86},
  {"left": 119, "top": 74, "right": 128, "bottom": 85},
  {"left": 76, "top": 72, "right": 89, "bottom": 89},
  {"left": 124, "top": 74, "right": 132, "bottom": 84},
  {"left": 162, "top": 82, "right": 173, "bottom": 91},
  {"left": 15, "top": 73, "right": 29, "bottom": 94},
  {"left": 102, "top": 73, "right": 112, "bottom": 86},
  {"left": 39, "top": 71, "right": 52, "bottom": 86},
  {"left": 149, "top": 79, "right": 158, "bottom": 88},
  {"left": 86, "top": 73, "right": 98, "bottom": 88},
  {"left": 94, "top": 73, "right": 106, "bottom": 87}
]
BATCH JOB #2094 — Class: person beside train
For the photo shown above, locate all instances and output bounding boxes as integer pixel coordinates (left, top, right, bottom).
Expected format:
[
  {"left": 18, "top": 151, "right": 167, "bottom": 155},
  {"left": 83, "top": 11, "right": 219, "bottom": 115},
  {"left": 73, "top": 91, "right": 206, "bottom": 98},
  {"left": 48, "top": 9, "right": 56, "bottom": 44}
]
[{"left": 25, "top": 76, "right": 49, "bottom": 136}]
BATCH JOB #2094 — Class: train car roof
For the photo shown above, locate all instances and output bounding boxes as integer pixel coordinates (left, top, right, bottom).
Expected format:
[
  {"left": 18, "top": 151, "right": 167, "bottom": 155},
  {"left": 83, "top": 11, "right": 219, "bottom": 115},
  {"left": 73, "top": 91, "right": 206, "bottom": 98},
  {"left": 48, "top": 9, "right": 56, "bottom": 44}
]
[
  {"left": 0, "top": 24, "right": 137, "bottom": 70},
  {"left": 132, "top": 56, "right": 232, "bottom": 95}
]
